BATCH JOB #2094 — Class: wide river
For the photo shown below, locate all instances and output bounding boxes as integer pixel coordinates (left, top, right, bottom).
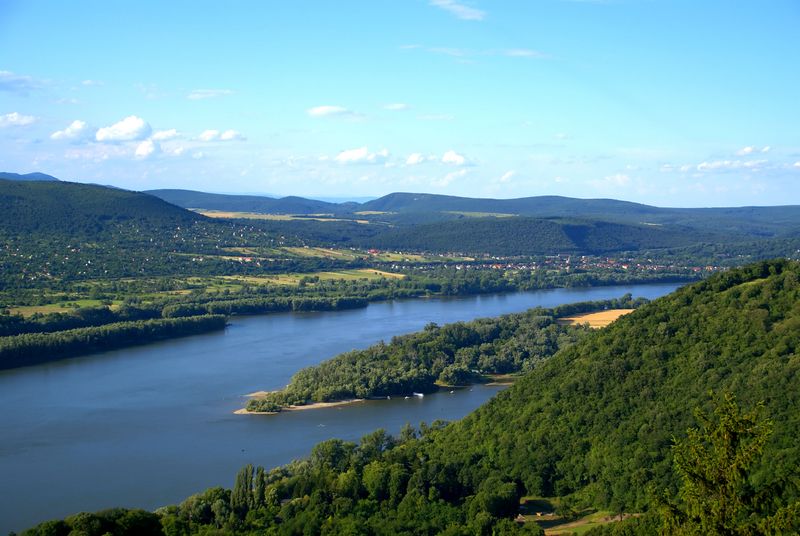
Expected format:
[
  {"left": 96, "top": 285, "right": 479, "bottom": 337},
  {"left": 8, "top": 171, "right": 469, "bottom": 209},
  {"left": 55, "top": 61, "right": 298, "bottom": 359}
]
[{"left": 1, "top": 283, "right": 681, "bottom": 533}]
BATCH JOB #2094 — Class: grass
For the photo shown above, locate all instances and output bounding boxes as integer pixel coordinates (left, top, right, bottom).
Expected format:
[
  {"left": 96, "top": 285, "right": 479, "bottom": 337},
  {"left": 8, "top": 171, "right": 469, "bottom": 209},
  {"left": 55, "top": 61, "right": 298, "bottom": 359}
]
[{"left": 556, "top": 309, "right": 635, "bottom": 328}]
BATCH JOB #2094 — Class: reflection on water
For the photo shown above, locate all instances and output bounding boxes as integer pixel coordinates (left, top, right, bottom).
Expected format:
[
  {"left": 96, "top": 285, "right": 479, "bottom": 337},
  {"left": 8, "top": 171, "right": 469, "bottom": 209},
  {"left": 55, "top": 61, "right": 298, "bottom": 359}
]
[{"left": 0, "top": 284, "right": 680, "bottom": 532}]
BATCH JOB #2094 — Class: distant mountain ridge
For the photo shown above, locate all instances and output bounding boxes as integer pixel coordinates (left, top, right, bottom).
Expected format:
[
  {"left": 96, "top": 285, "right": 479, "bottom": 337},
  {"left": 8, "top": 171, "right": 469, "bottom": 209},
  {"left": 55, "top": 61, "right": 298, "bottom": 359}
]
[
  {"left": 0, "top": 172, "right": 60, "bottom": 182},
  {"left": 145, "top": 188, "right": 800, "bottom": 238}
]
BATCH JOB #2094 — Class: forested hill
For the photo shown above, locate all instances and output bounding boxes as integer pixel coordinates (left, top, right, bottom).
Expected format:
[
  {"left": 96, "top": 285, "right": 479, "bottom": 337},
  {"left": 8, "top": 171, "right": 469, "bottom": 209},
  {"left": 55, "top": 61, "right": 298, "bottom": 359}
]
[
  {"left": 424, "top": 258, "right": 800, "bottom": 511},
  {"left": 145, "top": 189, "right": 348, "bottom": 215},
  {"left": 0, "top": 179, "right": 206, "bottom": 235},
  {"left": 358, "top": 216, "right": 732, "bottom": 256}
]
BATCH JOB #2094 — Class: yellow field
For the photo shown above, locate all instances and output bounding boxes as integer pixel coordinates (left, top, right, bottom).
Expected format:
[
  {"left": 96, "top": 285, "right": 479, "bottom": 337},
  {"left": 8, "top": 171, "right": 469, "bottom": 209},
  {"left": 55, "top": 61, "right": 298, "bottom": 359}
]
[
  {"left": 196, "top": 211, "right": 369, "bottom": 223},
  {"left": 7, "top": 301, "right": 122, "bottom": 318},
  {"left": 556, "top": 309, "right": 635, "bottom": 328}
]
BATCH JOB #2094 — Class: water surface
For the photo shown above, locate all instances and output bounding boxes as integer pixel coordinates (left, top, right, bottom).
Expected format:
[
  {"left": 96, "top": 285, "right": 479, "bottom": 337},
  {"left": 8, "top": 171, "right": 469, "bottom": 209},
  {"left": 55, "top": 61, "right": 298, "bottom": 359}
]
[{"left": 0, "top": 284, "right": 680, "bottom": 532}]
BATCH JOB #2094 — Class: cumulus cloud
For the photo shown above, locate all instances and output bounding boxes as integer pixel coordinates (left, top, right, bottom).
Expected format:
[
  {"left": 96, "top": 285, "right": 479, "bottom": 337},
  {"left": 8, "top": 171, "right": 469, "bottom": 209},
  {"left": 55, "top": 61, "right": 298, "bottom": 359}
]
[
  {"left": 506, "top": 49, "right": 551, "bottom": 59},
  {"left": 680, "top": 165, "right": 693, "bottom": 172},
  {"left": 81, "top": 80, "right": 105, "bottom": 86},
  {"left": 0, "top": 70, "right": 44, "bottom": 96},
  {"left": 0, "top": 112, "right": 35, "bottom": 128},
  {"left": 795, "top": 162, "right": 800, "bottom": 167},
  {"left": 498, "top": 170, "right": 515, "bottom": 182},
  {"left": 306, "top": 106, "right": 364, "bottom": 119},
  {"left": 441, "top": 150, "right": 466, "bottom": 165},
  {"left": 151, "top": 129, "right": 181, "bottom": 141},
  {"left": 135, "top": 139, "right": 162, "bottom": 159},
  {"left": 194, "top": 129, "right": 246, "bottom": 141},
  {"left": 187, "top": 89, "right": 235, "bottom": 99},
  {"left": 734, "top": 146, "right": 770, "bottom": 156},
  {"left": 334, "top": 147, "right": 389, "bottom": 165},
  {"left": 430, "top": 0, "right": 485, "bottom": 20},
  {"left": 51, "top": 120, "right": 94, "bottom": 143},
  {"left": 192, "top": 152, "right": 205, "bottom": 159},
  {"left": 95, "top": 116, "right": 152, "bottom": 142},
  {"left": 697, "top": 159, "right": 768, "bottom": 171},
  {"left": 660, "top": 164, "right": 675, "bottom": 172},
  {"left": 406, "top": 153, "right": 425, "bottom": 165},
  {"left": 221, "top": 130, "right": 246, "bottom": 141},
  {"left": 417, "top": 114, "right": 453, "bottom": 120},
  {"left": 173, "top": 147, "right": 185, "bottom": 156},
  {"left": 383, "top": 103, "right": 410, "bottom": 110},
  {"left": 432, "top": 169, "right": 467, "bottom": 187}
]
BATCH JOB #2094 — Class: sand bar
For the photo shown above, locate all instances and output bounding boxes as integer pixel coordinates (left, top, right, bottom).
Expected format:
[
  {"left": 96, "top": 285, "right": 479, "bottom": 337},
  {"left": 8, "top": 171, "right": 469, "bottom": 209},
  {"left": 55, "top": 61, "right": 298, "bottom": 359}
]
[{"left": 235, "top": 398, "right": 364, "bottom": 415}]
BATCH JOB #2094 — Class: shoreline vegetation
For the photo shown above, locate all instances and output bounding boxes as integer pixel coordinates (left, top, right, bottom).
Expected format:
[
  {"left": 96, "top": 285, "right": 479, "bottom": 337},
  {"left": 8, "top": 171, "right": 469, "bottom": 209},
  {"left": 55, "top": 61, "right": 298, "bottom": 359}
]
[{"left": 244, "top": 295, "right": 647, "bottom": 414}]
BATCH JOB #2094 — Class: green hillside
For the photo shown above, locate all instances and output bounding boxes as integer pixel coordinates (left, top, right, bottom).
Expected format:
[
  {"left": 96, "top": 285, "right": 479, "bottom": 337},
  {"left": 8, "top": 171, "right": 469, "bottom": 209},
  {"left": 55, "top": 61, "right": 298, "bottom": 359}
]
[
  {"left": 0, "top": 180, "right": 204, "bottom": 236},
  {"left": 145, "top": 189, "right": 348, "bottom": 215},
  {"left": 428, "top": 259, "right": 800, "bottom": 511},
  {"left": 358, "top": 216, "right": 733, "bottom": 256}
]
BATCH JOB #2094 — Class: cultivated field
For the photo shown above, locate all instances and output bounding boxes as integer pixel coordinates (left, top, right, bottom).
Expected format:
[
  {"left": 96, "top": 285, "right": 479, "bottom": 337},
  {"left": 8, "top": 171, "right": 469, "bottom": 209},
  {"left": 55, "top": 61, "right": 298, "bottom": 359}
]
[{"left": 556, "top": 309, "right": 635, "bottom": 328}]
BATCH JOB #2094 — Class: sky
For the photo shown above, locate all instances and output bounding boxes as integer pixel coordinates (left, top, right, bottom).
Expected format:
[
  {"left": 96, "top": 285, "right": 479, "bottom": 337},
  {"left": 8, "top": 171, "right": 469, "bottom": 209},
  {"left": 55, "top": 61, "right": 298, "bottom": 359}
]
[{"left": 1, "top": 0, "right": 799, "bottom": 207}]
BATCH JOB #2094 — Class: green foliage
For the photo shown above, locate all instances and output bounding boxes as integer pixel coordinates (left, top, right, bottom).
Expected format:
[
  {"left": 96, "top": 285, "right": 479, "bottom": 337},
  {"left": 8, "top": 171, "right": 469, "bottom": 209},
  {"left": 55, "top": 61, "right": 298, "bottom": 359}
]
[{"left": 653, "top": 391, "right": 800, "bottom": 535}]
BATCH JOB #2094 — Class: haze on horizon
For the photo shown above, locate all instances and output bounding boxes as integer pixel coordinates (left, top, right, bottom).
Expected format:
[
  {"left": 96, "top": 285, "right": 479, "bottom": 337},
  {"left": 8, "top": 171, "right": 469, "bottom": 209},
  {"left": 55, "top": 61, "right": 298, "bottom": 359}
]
[{"left": 0, "top": 0, "right": 798, "bottom": 208}]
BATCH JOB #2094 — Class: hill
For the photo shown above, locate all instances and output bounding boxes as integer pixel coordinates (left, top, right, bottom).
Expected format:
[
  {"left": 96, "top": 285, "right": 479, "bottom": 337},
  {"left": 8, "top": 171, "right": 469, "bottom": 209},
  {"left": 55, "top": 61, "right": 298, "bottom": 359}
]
[
  {"left": 360, "top": 192, "right": 800, "bottom": 238},
  {"left": 0, "top": 171, "right": 60, "bottom": 182},
  {"left": 426, "top": 259, "right": 800, "bottom": 512},
  {"left": 0, "top": 180, "right": 205, "bottom": 236},
  {"left": 356, "top": 216, "right": 735, "bottom": 256},
  {"left": 144, "top": 189, "right": 348, "bottom": 215}
]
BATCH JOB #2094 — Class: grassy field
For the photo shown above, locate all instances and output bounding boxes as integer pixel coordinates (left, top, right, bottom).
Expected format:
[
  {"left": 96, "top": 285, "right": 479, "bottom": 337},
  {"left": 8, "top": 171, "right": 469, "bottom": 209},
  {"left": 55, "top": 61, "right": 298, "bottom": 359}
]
[
  {"left": 196, "top": 211, "right": 370, "bottom": 224},
  {"left": 556, "top": 309, "right": 635, "bottom": 328},
  {"left": 442, "top": 211, "right": 518, "bottom": 218},
  {"left": 282, "top": 247, "right": 360, "bottom": 259}
]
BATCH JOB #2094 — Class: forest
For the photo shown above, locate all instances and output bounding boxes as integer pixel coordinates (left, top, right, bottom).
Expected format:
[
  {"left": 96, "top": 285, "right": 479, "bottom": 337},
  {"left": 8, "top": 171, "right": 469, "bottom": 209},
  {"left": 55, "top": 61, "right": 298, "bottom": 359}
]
[{"left": 17, "top": 259, "right": 800, "bottom": 535}]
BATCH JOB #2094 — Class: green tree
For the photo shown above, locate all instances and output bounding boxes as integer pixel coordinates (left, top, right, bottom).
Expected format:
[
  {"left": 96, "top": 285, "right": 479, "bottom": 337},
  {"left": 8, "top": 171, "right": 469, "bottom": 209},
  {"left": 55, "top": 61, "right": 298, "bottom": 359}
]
[{"left": 653, "top": 391, "right": 800, "bottom": 535}]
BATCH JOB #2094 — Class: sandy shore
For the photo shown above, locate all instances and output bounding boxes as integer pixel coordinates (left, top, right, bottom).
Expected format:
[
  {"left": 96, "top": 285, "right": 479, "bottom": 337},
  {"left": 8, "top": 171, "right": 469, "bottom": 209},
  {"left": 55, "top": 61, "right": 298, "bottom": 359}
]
[{"left": 235, "top": 398, "right": 365, "bottom": 415}]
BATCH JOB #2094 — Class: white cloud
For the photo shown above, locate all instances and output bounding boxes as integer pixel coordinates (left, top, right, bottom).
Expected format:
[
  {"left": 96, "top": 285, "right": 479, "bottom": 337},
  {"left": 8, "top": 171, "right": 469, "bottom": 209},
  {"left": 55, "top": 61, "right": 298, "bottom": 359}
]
[
  {"left": 0, "top": 112, "right": 35, "bottom": 128},
  {"left": 192, "top": 152, "right": 205, "bottom": 159},
  {"left": 697, "top": 159, "right": 768, "bottom": 172},
  {"left": 555, "top": 176, "right": 569, "bottom": 183},
  {"left": 555, "top": 133, "right": 573, "bottom": 140},
  {"left": 660, "top": 165, "right": 675, "bottom": 172},
  {"left": 81, "top": 80, "right": 105, "bottom": 86},
  {"left": 334, "top": 147, "right": 389, "bottom": 164},
  {"left": 383, "top": 103, "right": 410, "bottom": 110},
  {"left": 187, "top": 89, "right": 235, "bottom": 99},
  {"left": 734, "top": 146, "right": 770, "bottom": 156},
  {"left": 174, "top": 147, "right": 185, "bottom": 156},
  {"left": 196, "top": 130, "right": 220, "bottom": 142},
  {"left": 0, "top": 70, "right": 44, "bottom": 96},
  {"left": 51, "top": 120, "right": 94, "bottom": 142},
  {"left": 417, "top": 115, "right": 453, "bottom": 120},
  {"left": 95, "top": 116, "right": 152, "bottom": 142},
  {"left": 432, "top": 169, "right": 467, "bottom": 187},
  {"left": 56, "top": 98, "right": 82, "bottom": 104},
  {"left": 135, "top": 139, "right": 162, "bottom": 159},
  {"left": 151, "top": 129, "right": 181, "bottom": 141},
  {"left": 306, "top": 106, "right": 363, "bottom": 118},
  {"left": 600, "top": 174, "right": 631, "bottom": 186},
  {"left": 441, "top": 150, "right": 465, "bottom": 165},
  {"left": 498, "top": 170, "right": 515, "bottom": 182},
  {"left": 407, "top": 153, "right": 425, "bottom": 165},
  {"left": 430, "top": 0, "right": 485, "bottom": 20},
  {"left": 795, "top": 162, "right": 800, "bottom": 167},
  {"left": 506, "top": 49, "right": 551, "bottom": 59},
  {"left": 221, "top": 130, "right": 246, "bottom": 141},
  {"left": 680, "top": 165, "right": 693, "bottom": 172},
  {"left": 194, "top": 129, "right": 246, "bottom": 142}
]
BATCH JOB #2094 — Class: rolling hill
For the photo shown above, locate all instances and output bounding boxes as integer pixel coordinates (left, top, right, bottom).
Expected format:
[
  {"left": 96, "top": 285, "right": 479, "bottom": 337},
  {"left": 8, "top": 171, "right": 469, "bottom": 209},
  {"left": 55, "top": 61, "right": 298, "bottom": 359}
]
[{"left": 145, "top": 189, "right": 349, "bottom": 215}]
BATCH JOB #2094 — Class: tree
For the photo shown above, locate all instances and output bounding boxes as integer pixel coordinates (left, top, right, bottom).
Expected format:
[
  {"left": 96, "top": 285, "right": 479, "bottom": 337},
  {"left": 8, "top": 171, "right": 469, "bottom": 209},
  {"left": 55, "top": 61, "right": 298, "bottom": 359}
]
[{"left": 652, "top": 390, "right": 800, "bottom": 535}]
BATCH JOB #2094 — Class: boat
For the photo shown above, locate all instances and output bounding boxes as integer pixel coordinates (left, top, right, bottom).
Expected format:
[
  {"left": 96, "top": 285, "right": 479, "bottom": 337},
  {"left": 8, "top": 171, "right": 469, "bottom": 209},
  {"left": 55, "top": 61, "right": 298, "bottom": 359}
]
[{"left": 412, "top": 392, "right": 424, "bottom": 398}]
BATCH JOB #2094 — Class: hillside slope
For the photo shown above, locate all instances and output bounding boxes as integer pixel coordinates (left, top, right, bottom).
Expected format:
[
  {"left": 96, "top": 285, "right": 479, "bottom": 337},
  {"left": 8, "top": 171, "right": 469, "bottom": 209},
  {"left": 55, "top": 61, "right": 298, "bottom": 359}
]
[
  {"left": 0, "top": 180, "right": 205, "bottom": 236},
  {"left": 427, "top": 259, "right": 800, "bottom": 511},
  {"left": 145, "top": 189, "right": 348, "bottom": 215}
]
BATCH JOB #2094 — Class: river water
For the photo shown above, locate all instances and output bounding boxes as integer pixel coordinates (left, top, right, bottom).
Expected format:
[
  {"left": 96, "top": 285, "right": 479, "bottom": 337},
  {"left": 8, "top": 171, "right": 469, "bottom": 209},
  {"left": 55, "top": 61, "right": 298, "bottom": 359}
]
[{"left": 0, "top": 283, "right": 681, "bottom": 532}]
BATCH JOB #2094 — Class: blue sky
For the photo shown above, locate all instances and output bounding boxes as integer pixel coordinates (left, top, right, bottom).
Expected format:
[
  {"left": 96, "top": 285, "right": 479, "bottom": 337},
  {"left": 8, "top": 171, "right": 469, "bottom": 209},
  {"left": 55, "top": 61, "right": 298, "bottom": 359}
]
[{"left": 1, "top": 0, "right": 798, "bottom": 207}]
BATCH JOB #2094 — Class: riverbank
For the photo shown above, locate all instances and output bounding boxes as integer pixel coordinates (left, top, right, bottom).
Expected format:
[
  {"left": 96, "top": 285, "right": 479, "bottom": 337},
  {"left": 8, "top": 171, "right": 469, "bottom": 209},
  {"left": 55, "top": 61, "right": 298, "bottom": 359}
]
[{"left": 235, "top": 398, "right": 365, "bottom": 415}]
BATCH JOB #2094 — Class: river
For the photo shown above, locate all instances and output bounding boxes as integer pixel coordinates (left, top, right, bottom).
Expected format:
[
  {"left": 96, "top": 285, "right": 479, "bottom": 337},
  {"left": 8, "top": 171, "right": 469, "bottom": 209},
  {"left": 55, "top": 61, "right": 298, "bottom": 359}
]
[{"left": 0, "top": 283, "right": 681, "bottom": 532}]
